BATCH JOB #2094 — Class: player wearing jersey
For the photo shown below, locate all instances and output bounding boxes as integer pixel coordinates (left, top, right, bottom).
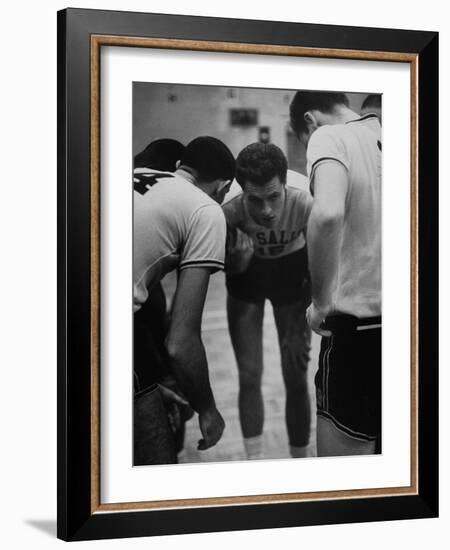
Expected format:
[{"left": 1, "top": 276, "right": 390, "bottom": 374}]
[
  {"left": 290, "top": 91, "right": 382, "bottom": 457},
  {"left": 134, "top": 138, "right": 185, "bottom": 172},
  {"left": 133, "top": 138, "right": 195, "bottom": 458},
  {"left": 361, "top": 94, "right": 382, "bottom": 124},
  {"left": 133, "top": 136, "right": 235, "bottom": 464},
  {"left": 223, "top": 143, "right": 314, "bottom": 460},
  {"left": 133, "top": 138, "right": 185, "bottom": 392}
]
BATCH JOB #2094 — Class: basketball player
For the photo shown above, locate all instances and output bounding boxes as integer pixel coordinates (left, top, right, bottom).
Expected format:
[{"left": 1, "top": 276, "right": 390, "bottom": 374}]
[
  {"left": 360, "top": 94, "right": 382, "bottom": 124},
  {"left": 134, "top": 138, "right": 185, "bottom": 172},
  {"left": 223, "top": 143, "right": 313, "bottom": 460},
  {"left": 134, "top": 136, "right": 235, "bottom": 464},
  {"left": 133, "top": 138, "right": 185, "bottom": 393},
  {"left": 133, "top": 138, "right": 193, "bottom": 457},
  {"left": 290, "top": 91, "right": 382, "bottom": 457}
]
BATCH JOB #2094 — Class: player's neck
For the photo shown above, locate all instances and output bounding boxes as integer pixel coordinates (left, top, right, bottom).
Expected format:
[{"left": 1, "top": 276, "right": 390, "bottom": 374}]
[
  {"left": 175, "top": 167, "right": 196, "bottom": 185},
  {"left": 331, "top": 106, "right": 361, "bottom": 124}
]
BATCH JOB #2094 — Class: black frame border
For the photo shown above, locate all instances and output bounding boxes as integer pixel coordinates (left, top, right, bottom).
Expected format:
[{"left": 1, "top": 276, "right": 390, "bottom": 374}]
[{"left": 57, "top": 8, "right": 438, "bottom": 541}]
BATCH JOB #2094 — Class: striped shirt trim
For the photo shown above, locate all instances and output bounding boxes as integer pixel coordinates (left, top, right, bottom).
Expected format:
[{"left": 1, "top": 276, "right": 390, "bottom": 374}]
[
  {"left": 179, "top": 259, "right": 225, "bottom": 270},
  {"left": 346, "top": 114, "right": 379, "bottom": 124},
  {"left": 311, "top": 157, "right": 348, "bottom": 173},
  {"left": 310, "top": 157, "right": 348, "bottom": 195}
]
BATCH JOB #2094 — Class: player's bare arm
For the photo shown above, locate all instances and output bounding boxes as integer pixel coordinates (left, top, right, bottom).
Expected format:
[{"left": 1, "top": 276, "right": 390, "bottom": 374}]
[
  {"left": 165, "top": 266, "right": 225, "bottom": 450},
  {"left": 222, "top": 202, "right": 254, "bottom": 274},
  {"left": 224, "top": 226, "right": 254, "bottom": 274},
  {"left": 307, "top": 161, "right": 348, "bottom": 335}
]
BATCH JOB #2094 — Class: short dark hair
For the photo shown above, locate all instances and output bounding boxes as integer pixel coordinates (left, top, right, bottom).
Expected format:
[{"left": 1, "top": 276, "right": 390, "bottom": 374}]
[
  {"left": 180, "top": 136, "right": 235, "bottom": 182},
  {"left": 134, "top": 138, "right": 185, "bottom": 171},
  {"left": 289, "top": 91, "right": 349, "bottom": 137},
  {"left": 235, "top": 143, "right": 287, "bottom": 188},
  {"left": 361, "top": 94, "right": 381, "bottom": 112}
]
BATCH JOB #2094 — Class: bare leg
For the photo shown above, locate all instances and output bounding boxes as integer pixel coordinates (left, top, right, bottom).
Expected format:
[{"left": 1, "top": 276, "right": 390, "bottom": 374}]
[
  {"left": 227, "top": 294, "right": 265, "bottom": 439},
  {"left": 317, "top": 416, "right": 376, "bottom": 456},
  {"left": 273, "top": 301, "right": 311, "bottom": 449}
]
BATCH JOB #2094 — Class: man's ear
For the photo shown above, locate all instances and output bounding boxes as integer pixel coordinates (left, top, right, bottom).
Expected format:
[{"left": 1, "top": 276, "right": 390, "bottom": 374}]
[
  {"left": 220, "top": 179, "right": 232, "bottom": 191},
  {"left": 304, "top": 111, "right": 315, "bottom": 127},
  {"left": 175, "top": 160, "right": 180, "bottom": 169}
]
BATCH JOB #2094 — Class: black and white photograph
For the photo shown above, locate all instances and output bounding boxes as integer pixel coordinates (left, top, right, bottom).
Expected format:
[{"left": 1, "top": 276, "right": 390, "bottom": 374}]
[
  {"left": 132, "top": 82, "right": 382, "bottom": 467},
  {"left": 52, "top": 4, "right": 439, "bottom": 543}
]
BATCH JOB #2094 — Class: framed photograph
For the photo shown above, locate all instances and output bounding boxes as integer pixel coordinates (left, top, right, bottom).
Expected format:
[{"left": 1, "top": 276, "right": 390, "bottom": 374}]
[{"left": 57, "top": 8, "right": 438, "bottom": 541}]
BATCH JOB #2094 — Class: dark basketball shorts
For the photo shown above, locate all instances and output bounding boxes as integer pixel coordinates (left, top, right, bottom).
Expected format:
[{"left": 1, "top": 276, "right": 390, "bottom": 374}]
[
  {"left": 315, "top": 314, "right": 382, "bottom": 447},
  {"left": 226, "top": 247, "right": 310, "bottom": 307}
]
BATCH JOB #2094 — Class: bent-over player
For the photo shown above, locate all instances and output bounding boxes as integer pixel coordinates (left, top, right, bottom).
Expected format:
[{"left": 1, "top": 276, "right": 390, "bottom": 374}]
[
  {"left": 223, "top": 143, "right": 314, "bottom": 460},
  {"left": 134, "top": 136, "right": 235, "bottom": 464}
]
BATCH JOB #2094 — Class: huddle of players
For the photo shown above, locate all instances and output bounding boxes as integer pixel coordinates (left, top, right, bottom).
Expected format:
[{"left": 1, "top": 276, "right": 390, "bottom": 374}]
[{"left": 133, "top": 92, "right": 382, "bottom": 464}]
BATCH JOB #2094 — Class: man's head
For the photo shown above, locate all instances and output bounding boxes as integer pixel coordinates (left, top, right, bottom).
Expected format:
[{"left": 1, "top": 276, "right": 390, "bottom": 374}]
[
  {"left": 361, "top": 94, "right": 382, "bottom": 123},
  {"left": 290, "top": 91, "right": 350, "bottom": 147},
  {"left": 236, "top": 143, "right": 288, "bottom": 228},
  {"left": 134, "top": 138, "right": 185, "bottom": 171},
  {"left": 178, "top": 136, "right": 236, "bottom": 204}
]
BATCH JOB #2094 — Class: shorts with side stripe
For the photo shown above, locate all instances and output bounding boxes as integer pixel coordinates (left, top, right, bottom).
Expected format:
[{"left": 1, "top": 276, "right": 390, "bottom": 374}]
[{"left": 315, "top": 314, "right": 381, "bottom": 446}]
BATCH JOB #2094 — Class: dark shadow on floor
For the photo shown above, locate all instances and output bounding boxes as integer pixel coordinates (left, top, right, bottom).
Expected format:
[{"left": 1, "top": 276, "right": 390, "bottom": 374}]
[{"left": 25, "top": 519, "right": 56, "bottom": 538}]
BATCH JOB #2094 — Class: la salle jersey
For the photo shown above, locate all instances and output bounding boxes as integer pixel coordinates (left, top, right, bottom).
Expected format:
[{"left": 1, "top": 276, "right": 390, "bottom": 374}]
[{"left": 222, "top": 171, "right": 312, "bottom": 259}]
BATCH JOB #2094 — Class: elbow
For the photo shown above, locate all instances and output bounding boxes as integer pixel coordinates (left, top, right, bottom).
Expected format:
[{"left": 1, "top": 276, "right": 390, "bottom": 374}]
[
  {"left": 312, "top": 209, "right": 344, "bottom": 229},
  {"left": 165, "top": 337, "right": 183, "bottom": 365},
  {"left": 165, "top": 333, "right": 197, "bottom": 365}
]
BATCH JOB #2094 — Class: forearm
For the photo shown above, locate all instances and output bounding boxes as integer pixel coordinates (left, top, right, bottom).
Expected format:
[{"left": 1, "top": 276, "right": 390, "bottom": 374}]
[
  {"left": 166, "top": 333, "right": 216, "bottom": 414},
  {"left": 307, "top": 208, "right": 344, "bottom": 311},
  {"left": 224, "top": 226, "right": 254, "bottom": 274},
  {"left": 225, "top": 252, "right": 248, "bottom": 274}
]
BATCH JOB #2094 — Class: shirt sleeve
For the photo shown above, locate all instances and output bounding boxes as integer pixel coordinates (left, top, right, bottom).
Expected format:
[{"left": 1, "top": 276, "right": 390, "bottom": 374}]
[
  {"left": 179, "top": 204, "right": 226, "bottom": 272},
  {"left": 307, "top": 126, "right": 349, "bottom": 194}
]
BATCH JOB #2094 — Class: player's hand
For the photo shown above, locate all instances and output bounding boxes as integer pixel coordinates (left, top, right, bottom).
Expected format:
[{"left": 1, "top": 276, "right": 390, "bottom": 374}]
[
  {"left": 226, "top": 228, "right": 254, "bottom": 273},
  {"left": 159, "top": 384, "right": 192, "bottom": 432},
  {"left": 306, "top": 303, "right": 332, "bottom": 337},
  {"left": 197, "top": 407, "right": 225, "bottom": 450}
]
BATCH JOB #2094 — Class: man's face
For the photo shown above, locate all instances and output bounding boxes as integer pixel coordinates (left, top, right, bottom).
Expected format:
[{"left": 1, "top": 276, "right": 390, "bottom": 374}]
[{"left": 243, "top": 175, "right": 286, "bottom": 228}]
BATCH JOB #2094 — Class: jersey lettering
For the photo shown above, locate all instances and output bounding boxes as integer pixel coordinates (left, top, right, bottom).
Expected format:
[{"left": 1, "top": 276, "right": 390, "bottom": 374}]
[
  {"left": 134, "top": 173, "right": 174, "bottom": 195},
  {"left": 256, "top": 233, "right": 267, "bottom": 245},
  {"left": 279, "top": 230, "right": 289, "bottom": 244},
  {"left": 268, "top": 231, "right": 278, "bottom": 245}
]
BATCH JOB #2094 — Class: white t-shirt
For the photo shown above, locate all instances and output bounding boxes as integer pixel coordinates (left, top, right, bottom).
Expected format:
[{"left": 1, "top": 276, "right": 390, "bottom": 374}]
[
  {"left": 307, "top": 114, "right": 382, "bottom": 318},
  {"left": 222, "top": 170, "right": 312, "bottom": 259},
  {"left": 133, "top": 169, "right": 226, "bottom": 311}
]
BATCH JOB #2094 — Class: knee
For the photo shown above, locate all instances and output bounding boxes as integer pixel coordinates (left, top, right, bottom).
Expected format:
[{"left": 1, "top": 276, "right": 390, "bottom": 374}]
[
  {"left": 280, "top": 336, "right": 309, "bottom": 368},
  {"left": 280, "top": 341, "right": 309, "bottom": 391}
]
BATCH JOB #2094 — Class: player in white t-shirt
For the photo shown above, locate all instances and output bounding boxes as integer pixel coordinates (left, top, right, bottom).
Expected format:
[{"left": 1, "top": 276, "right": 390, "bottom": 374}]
[
  {"left": 361, "top": 94, "right": 382, "bottom": 124},
  {"left": 133, "top": 136, "right": 235, "bottom": 463},
  {"left": 290, "top": 91, "right": 382, "bottom": 457},
  {"left": 223, "top": 143, "right": 314, "bottom": 460}
]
